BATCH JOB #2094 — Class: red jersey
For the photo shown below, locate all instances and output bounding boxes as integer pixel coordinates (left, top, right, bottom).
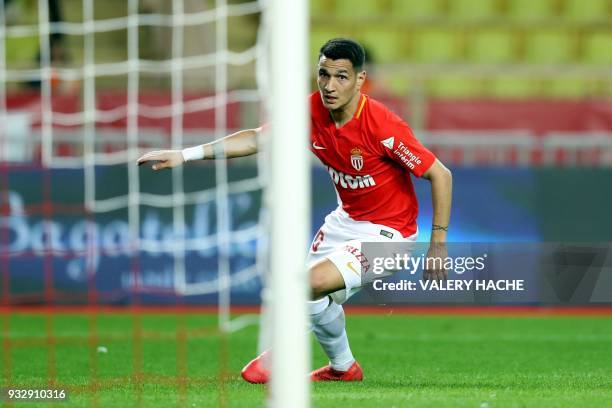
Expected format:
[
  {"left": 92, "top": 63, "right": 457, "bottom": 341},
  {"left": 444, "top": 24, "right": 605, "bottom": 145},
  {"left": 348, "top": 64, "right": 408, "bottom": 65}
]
[{"left": 310, "top": 92, "right": 436, "bottom": 237}]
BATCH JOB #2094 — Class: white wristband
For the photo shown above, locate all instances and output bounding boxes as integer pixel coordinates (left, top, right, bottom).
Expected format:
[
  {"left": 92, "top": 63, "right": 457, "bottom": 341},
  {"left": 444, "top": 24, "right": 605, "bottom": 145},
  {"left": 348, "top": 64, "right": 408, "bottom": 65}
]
[{"left": 181, "top": 145, "right": 206, "bottom": 162}]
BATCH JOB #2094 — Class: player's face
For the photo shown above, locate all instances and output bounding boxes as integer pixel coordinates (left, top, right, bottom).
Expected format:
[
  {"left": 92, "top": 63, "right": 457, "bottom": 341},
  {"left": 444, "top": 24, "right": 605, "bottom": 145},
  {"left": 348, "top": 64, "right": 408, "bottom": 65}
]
[{"left": 317, "top": 56, "right": 365, "bottom": 112}]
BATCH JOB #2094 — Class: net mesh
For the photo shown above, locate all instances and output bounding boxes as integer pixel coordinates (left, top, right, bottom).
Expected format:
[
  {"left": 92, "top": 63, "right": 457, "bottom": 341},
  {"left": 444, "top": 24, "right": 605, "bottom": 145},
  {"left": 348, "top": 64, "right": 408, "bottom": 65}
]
[{"left": 1, "top": 0, "right": 269, "bottom": 404}]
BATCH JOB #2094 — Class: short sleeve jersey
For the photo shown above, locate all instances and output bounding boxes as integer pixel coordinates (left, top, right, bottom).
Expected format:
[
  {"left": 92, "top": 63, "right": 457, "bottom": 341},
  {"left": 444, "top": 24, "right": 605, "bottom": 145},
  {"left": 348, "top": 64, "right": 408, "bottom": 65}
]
[{"left": 310, "top": 92, "right": 436, "bottom": 237}]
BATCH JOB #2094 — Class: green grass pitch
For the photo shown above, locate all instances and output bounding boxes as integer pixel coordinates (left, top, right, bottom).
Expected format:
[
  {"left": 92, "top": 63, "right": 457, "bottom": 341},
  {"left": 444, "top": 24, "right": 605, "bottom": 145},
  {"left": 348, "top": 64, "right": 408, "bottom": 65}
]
[{"left": 2, "top": 311, "right": 611, "bottom": 407}]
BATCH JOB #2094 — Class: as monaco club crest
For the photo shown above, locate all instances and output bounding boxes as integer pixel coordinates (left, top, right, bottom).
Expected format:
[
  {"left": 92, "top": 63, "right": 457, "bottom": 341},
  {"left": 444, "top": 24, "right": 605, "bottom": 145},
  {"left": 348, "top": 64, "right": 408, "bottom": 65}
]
[{"left": 350, "top": 147, "right": 364, "bottom": 171}]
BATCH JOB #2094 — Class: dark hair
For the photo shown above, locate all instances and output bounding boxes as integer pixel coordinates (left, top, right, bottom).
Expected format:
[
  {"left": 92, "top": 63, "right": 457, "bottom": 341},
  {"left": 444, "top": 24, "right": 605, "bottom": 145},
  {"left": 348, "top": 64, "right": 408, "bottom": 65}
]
[{"left": 319, "top": 38, "right": 366, "bottom": 71}]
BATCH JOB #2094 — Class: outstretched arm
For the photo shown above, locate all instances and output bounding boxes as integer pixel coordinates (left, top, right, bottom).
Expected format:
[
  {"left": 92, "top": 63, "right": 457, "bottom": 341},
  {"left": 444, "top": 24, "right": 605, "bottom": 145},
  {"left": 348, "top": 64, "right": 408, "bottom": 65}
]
[
  {"left": 137, "top": 127, "right": 262, "bottom": 170},
  {"left": 421, "top": 159, "right": 453, "bottom": 280}
]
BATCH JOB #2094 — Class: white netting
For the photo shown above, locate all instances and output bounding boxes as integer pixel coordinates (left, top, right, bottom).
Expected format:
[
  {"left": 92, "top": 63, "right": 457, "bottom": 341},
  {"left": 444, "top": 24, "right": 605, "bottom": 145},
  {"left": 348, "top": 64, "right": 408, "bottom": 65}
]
[{"left": 0, "top": 0, "right": 269, "bottom": 331}]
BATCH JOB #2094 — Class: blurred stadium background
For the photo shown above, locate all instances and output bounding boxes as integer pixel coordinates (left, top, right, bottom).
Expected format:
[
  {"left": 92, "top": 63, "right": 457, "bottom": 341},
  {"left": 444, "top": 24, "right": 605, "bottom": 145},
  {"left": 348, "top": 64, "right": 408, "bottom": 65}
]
[
  {"left": 2, "top": 0, "right": 611, "bottom": 302},
  {"left": 1, "top": 0, "right": 612, "bottom": 406}
]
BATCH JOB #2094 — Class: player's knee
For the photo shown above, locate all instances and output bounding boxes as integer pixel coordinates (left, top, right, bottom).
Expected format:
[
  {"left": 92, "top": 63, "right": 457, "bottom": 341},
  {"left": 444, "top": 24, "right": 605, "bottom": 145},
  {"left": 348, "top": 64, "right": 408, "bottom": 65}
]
[
  {"left": 309, "top": 267, "right": 329, "bottom": 297},
  {"left": 309, "top": 261, "right": 344, "bottom": 298}
]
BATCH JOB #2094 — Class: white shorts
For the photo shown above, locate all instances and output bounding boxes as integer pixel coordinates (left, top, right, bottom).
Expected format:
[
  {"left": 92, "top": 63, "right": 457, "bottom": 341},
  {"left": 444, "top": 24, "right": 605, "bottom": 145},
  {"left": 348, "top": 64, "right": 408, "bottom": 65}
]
[{"left": 306, "top": 207, "right": 417, "bottom": 304}]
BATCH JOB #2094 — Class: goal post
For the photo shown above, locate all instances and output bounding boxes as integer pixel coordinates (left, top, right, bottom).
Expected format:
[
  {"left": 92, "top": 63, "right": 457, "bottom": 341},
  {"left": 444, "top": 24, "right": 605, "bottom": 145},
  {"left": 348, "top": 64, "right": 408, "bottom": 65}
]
[
  {"left": 0, "top": 0, "right": 311, "bottom": 403},
  {"left": 268, "top": 0, "right": 310, "bottom": 406}
]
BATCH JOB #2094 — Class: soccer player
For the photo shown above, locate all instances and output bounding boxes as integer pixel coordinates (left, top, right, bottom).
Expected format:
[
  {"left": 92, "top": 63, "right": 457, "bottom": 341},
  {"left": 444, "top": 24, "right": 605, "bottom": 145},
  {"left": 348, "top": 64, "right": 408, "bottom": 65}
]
[{"left": 137, "top": 38, "right": 452, "bottom": 383}]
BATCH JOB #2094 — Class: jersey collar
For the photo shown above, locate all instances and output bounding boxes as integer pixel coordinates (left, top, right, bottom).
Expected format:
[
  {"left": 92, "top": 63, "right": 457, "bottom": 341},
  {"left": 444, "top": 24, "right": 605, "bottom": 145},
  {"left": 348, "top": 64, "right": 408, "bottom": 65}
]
[{"left": 355, "top": 94, "right": 367, "bottom": 119}]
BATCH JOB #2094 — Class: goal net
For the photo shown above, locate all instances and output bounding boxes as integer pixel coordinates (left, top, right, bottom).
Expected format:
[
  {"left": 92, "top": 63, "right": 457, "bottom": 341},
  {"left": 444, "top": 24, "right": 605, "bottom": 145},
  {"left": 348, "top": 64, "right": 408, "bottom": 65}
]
[{"left": 0, "top": 0, "right": 309, "bottom": 405}]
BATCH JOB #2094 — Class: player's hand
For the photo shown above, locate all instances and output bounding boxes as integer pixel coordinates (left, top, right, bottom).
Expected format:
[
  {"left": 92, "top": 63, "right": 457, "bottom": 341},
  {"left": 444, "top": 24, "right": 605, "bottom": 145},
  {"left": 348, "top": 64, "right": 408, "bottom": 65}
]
[
  {"left": 423, "top": 242, "right": 448, "bottom": 281},
  {"left": 137, "top": 150, "right": 184, "bottom": 170}
]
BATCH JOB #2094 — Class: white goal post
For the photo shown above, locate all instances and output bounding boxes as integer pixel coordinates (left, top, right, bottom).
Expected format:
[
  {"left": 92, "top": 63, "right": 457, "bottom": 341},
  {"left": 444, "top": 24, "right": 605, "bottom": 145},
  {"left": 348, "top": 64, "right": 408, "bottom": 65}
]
[
  {"left": 0, "top": 0, "right": 311, "bottom": 404},
  {"left": 268, "top": 0, "right": 310, "bottom": 406}
]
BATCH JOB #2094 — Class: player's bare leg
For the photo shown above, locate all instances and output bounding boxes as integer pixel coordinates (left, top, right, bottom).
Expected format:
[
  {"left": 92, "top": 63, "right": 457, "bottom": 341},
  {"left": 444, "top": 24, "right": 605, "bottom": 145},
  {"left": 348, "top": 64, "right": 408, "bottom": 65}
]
[{"left": 309, "top": 259, "right": 345, "bottom": 299}]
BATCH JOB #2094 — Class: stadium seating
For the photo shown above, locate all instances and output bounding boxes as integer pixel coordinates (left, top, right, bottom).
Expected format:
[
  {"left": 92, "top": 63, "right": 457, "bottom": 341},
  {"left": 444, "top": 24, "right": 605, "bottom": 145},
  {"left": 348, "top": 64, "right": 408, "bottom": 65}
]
[
  {"left": 311, "top": 30, "right": 333, "bottom": 61},
  {"left": 448, "top": 0, "right": 499, "bottom": 21},
  {"left": 5, "top": 36, "right": 39, "bottom": 69},
  {"left": 583, "top": 31, "right": 612, "bottom": 65},
  {"left": 545, "top": 77, "right": 592, "bottom": 97},
  {"left": 309, "top": 0, "right": 334, "bottom": 15},
  {"left": 489, "top": 76, "right": 541, "bottom": 97},
  {"left": 310, "top": 0, "right": 612, "bottom": 98},
  {"left": 466, "top": 29, "right": 517, "bottom": 63},
  {"left": 427, "top": 75, "right": 482, "bottom": 98},
  {"left": 563, "top": 0, "right": 610, "bottom": 22},
  {"left": 334, "top": 0, "right": 385, "bottom": 19},
  {"left": 506, "top": 0, "right": 558, "bottom": 22},
  {"left": 523, "top": 29, "right": 575, "bottom": 64},
  {"left": 410, "top": 28, "right": 462, "bottom": 63},
  {"left": 388, "top": 0, "right": 443, "bottom": 21},
  {"left": 8, "top": 0, "right": 611, "bottom": 99},
  {"left": 358, "top": 28, "right": 409, "bottom": 63}
]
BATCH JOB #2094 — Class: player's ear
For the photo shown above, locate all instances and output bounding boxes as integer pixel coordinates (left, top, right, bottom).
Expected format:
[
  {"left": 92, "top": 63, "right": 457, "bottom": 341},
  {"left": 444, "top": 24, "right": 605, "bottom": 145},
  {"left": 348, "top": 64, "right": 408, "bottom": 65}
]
[{"left": 356, "top": 70, "right": 366, "bottom": 90}]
